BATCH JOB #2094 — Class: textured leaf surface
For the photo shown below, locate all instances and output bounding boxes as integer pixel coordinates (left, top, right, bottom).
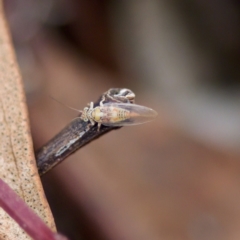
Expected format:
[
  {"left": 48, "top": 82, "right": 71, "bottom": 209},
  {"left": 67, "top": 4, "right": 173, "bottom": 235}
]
[{"left": 0, "top": 2, "right": 55, "bottom": 239}]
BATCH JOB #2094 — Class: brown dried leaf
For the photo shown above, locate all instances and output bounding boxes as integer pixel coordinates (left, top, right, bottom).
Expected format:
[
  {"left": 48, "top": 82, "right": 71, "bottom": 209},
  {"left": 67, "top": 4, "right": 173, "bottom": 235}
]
[{"left": 0, "top": 2, "right": 55, "bottom": 239}]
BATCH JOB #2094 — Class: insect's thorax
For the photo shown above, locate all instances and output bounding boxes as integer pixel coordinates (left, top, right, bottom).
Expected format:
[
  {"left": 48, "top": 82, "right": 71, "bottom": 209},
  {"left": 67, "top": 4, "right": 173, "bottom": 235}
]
[{"left": 92, "top": 106, "right": 130, "bottom": 123}]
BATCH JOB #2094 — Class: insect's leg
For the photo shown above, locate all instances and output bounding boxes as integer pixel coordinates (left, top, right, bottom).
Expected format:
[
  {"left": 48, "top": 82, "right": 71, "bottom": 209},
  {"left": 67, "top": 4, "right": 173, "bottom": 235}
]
[
  {"left": 87, "top": 102, "right": 94, "bottom": 108},
  {"left": 99, "top": 96, "right": 105, "bottom": 106},
  {"left": 90, "top": 119, "right": 95, "bottom": 126},
  {"left": 89, "top": 102, "right": 94, "bottom": 109},
  {"left": 97, "top": 123, "right": 101, "bottom": 131}
]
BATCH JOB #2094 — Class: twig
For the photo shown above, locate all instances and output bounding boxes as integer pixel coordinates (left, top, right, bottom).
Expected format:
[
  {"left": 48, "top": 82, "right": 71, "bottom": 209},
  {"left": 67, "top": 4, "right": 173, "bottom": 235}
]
[{"left": 36, "top": 88, "right": 135, "bottom": 176}]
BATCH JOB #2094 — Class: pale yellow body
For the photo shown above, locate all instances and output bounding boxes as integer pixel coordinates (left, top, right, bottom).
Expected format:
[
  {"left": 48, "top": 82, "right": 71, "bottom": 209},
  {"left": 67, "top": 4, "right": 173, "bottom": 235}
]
[
  {"left": 91, "top": 105, "right": 130, "bottom": 124},
  {"left": 80, "top": 102, "right": 130, "bottom": 130},
  {"left": 80, "top": 101, "right": 157, "bottom": 130}
]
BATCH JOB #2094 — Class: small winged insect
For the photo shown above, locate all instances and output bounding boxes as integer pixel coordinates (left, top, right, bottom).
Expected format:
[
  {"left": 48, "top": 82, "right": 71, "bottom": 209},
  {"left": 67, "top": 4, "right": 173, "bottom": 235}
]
[{"left": 80, "top": 102, "right": 157, "bottom": 130}]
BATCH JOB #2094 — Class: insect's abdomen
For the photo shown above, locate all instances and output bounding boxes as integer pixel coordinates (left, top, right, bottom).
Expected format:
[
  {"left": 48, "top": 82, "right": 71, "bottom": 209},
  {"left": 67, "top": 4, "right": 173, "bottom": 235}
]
[
  {"left": 92, "top": 106, "right": 130, "bottom": 124},
  {"left": 113, "top": 107, "right": 129, "bottom": 122}
]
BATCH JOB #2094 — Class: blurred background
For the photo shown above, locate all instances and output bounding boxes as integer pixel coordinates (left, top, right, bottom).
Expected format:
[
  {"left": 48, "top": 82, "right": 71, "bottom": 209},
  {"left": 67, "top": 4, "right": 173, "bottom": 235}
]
[{"left": 3, "top": 0, "right": 240, "bottom": 239}]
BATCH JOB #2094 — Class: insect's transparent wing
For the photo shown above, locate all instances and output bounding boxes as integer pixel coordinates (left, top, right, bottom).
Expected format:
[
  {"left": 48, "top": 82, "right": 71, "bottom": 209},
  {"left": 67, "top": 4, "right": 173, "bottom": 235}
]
[{"left": 102, "top": 103, "right": 157, "bottom": 126}]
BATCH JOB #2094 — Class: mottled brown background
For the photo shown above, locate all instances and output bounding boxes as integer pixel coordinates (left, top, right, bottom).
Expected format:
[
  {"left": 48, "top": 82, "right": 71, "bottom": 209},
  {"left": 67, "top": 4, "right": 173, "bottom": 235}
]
[{"left": 4, "top": 1, "right": 240, "bottom": 239}]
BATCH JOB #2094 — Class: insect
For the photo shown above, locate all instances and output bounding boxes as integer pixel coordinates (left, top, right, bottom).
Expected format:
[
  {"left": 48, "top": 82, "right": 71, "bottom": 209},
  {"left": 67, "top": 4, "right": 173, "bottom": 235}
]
[
  {"left": 80, "top": 101, "right": 157, "bottom": 130},
  {"left": 49, "top": 89, "right": 157, "bottom": 131}
]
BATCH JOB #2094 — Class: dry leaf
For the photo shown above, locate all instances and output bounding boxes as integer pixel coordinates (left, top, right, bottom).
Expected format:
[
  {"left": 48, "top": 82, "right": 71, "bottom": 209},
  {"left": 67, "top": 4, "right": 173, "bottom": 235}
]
[{"left": 0, "top": 2, "right": 55, "bottom": 239}]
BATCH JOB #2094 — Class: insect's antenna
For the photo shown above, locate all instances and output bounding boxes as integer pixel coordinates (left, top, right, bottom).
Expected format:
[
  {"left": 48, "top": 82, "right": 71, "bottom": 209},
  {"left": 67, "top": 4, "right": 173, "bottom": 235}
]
[{"left": 48, "top": 95, "right": 82, "bottom": 113}]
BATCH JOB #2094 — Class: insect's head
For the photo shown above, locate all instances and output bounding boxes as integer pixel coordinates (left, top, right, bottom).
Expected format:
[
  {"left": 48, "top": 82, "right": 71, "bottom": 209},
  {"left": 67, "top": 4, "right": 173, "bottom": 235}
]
[{"left": 81, "top": 107, "right": 90, "bottom": 122}]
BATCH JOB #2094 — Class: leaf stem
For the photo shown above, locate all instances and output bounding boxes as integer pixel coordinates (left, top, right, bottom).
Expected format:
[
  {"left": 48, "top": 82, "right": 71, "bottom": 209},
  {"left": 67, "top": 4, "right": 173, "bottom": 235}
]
[{"left": 0, "top": 178, "right": 68, "bottom": 240}]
